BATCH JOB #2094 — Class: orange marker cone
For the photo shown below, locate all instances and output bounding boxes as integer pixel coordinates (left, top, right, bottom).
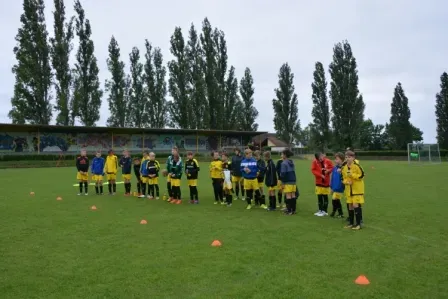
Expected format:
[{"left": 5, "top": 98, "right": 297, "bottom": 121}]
[
  {"left": 56, "top": 196, "right": 62, "bottom": 201},
  {"left": 355, "top": 275, "right": 370, "bottom": 285},
  {"left": 140, "top": 220, "right": 147, "bottom": 224},
  {"left": 91, "top": 205, "right": 97, "bottom": 210},
  {"left": 211, "top": 240, "right": 222, "bottom": 247},
  {"left": 30, "top": 191, "right": 35, "bottom": 196}
]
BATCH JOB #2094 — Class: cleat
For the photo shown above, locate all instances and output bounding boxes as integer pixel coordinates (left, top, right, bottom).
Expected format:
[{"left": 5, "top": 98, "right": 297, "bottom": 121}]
[
  {"left": 246, "top": 204, "right": 252, "bottom": 210},
  {"left": 337, "top": 214, "right": 344, "bottom": 218},
  {"left": 176, "top": 200, "right": 182, "bottom": 204},
  {"left": 227, "top": 204, "right": 232, "bottom": 207},
  {"left": 170, "top": 200, "right": 177, "bottom": 204},
  {"left": 138, "top": 195, "right": 145, "bottom": 198},
  {"left": 84, "top": 193, "right": 88, "bottom": 196},
  {"left": 221, "top": 201, "right": 226, "bottom": 205},
  {"left": 77, "top": 193, "right": 82, "bottom": 196},
  {"left": 344, "top": 224, "right": 353, "bottom": 229},
  {"left": 314, "top": 210, "right": 322, "bottom": 216},
  {"left": 194, "top": 200, "right": 199, "bottom": 204},
  {"left": 156, "top": 197, "right": 159, "bottom": 200},
  {"left": 267, "top": 207, "right": 276, "bottom": 211},
  {"left": 214, "top": 201, "right": 218, "bottom": 205},
  {"left": 190, "top": 200, "right": 194, "bottom": 204},
  {"left": 352, "top": 225, "right": 361, "bottom": 230},
  {"left": 260, "top": 204, "right": 268, "bottom": 209}
]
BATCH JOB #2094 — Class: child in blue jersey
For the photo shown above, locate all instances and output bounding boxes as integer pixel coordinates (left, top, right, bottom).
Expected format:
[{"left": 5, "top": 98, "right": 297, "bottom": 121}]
[
  {"left": 280, "top": 149, "right": 298, "bottom": 215},
  {"left": 139, "top": 151, "right": 150, "bottom": 198},
  {"left": 91, "top": 150, "right": 105, "bottom": 195},
  {"left": 330, "top": 152, "right": 345, "bottom": 218},
  {"left": 240, "top": 148, "right": 264, "bottom": 210}
]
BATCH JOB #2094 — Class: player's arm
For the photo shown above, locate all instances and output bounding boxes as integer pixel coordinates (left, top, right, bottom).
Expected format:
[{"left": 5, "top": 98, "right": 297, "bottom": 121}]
[
  {"left": 280, "top": 162, "right": 287, "bottom": 183},
  {"left": 76, "top": 157, "right": 81, "bottom": 171},
  {"left": 350, "top": 164, "right": 365, "bottom": 180},
  {"left": 155, "top": 161, "right": 160, "bottom": 172},
  {"left": 311, "top": 161, "right": 321, "bottom": 177},
  {"left": 115, "top": 156, "right": 118, "bottom": 173},
  {"left": 103, "top": 157, "right": 108, "bottom": 173},
  {"left": 194, "top": 159, "right": 200, "bottom": 172},
  {"left": 325, "top": 160, "right": 334, "bottom": 174}
]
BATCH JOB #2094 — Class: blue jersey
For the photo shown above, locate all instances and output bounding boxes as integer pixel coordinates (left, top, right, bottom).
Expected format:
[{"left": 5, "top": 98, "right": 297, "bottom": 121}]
[
  {"left": 330, "top": 165, "right": 345, "bottom": 193},
  {"left": 141, "top": 158, "right": 150, "bottom": 176},
  {"left": 240, "top": 157, "right": 258, "bottom": 179},
  {"left": 91, "top": 157, "right": 105, "bottom": 175},
  {"left": 120, "top": 156, "right": 132, "bottom": 174}
]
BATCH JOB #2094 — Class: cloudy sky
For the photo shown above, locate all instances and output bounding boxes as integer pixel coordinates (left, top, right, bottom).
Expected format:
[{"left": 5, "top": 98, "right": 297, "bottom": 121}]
[{"left": 0, "top": 0, "right": 447, "bottom": 142}]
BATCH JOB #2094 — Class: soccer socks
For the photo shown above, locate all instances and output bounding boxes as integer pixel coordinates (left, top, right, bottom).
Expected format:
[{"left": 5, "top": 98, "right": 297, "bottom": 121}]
[
  {"left": 141, "top": 183, "right": 146, "bottom": 196},
  {"left": 79, "top": 182, "right": 83, "bottom": 193},
  {"left": 113, "top": 183, "right": 116, "bottom": 193},
  {"left": 322, "top": 195, "right": 329, "bottom": 213},
  {"left": 241, "top": 184, "right": 245, "bottom": 197},
  {"left": 226, "top": 194, "right": 232, "bottom": 205},
  {"left": 167, "top": 182, "right": 172, "bottom": 198},
  {"left": 137, "top": 182, "right": 141, "bottom": 194},
  {"left": 277, "top": 192, "right": 283, "bottom": 204},
  {"left": 317, "top": 195, "right": 323, "bottom": 211},
  {"left": 95, "top": 186, "right": 99, "bottom": 194},
  {"left": 189, "top": 186, "right": 194, "bottom": 200},
  {"left": 337, "top": 200, "right": 343, "bottom": 216},
  {"left": 172, "top": 186, "right": 181, "bottom": 200},
  {"left": 235, "top": 185, "right": 240, "bottom": 197},
  {"left": 348, "top": 209, "right": 355, "bottom": 225},
  {"left": 291, "top": 197, "right": 297, "bottom": 213},
  {"left": 155, "top": 185, "right": 160, "bottom": 197},
  {"left": 84, "top": 182, "right": 88, "bottom": 193},
  {"left": 269, "top": 196, "right": 276, "bottom": 209},
  {"left": 108, "top": 183, "right": 112, "bottom": 194},
  {"left": 124, "top": 183, "right": 131, "bottom": 194},
  {"left": 331, "top": 200, "right": 337, "bottom": 214},
  {"left": 193, "top": 186, "right": 199, "bottom": 201},
  {"left": 148, "top": 185, "right": 155, "bottom": 197},
  {"left": 354, "top": 207, "right": 362, "bottom": 226},
  {"left": 246, "top": 190, "right": 253, "bottom": 205}
]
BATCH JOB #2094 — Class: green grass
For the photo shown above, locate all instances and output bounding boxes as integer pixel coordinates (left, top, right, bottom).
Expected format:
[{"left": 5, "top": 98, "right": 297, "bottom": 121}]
[{"left": 1, "top": 160, "right": 448, "bottom": 299}]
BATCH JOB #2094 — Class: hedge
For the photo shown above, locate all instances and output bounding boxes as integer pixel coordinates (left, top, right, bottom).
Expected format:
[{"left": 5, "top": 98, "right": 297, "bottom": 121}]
[{"left": 325, "top": 150, "right": 448, "bottom": 158}]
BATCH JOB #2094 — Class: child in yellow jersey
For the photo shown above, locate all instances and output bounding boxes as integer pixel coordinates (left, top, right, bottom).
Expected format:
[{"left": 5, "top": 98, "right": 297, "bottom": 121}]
[
  {"left": 104, "top": 149, "right": 118, "bottom": 195},
  {"left": 210, "top": 151, "right": 224, "bottom": 204},
  {"left": 221, "top": 152, "right": 233, "bottom": 206},
  {"left": 341, "top": 150, "right": 365, "bottom": 230}
]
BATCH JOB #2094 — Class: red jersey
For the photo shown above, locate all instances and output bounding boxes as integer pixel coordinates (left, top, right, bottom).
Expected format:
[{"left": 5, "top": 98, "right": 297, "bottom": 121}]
[{"left": 311, "top": 158, "right": 333, "bottom": 187}]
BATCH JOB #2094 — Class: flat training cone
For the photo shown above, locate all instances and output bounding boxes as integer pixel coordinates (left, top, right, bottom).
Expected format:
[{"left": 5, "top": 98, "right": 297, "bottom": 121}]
[
  {"left": 355, "top": 275, "right": 370, "bottom": 285},
  {"left": 56, "top": 196, "right": 62, "bottom": 201},
  {"left": 91, "top": 205, "right": 97, "bottom": 210},
  {"left": 140, "top": 220, "right": 147, "bottom": 224},
  {"left": 211, "top": 240, "right": 222, "bottom": 247}
]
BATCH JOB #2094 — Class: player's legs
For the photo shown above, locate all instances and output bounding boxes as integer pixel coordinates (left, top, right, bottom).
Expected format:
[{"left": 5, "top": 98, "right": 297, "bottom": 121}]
[
  {"left": 233, "top": 177, "right": 240, "bottom": 199},
  {"left": 345, "top": 197, "right": 355, "bottom": 228},
  {"left": 240, "top": 178, "right": 245, "bottom": 197},
  {"left": 154, "top": 184, "right": 160, "bottom": 199}
]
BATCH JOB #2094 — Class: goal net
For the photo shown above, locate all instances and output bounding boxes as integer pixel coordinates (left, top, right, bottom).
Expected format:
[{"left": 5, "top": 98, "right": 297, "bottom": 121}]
[{"left": 407, "top": 143, "right": 442, "bottom": 164}]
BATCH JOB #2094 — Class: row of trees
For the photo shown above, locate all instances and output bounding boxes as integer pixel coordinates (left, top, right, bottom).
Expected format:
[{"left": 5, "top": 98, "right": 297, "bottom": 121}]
[{"left": 8, "top": 1, "right": 448, "bottom": 150}]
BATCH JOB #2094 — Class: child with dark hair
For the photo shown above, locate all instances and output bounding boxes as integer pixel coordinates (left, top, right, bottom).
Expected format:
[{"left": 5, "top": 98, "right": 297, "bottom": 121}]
[
  {"left": 311, "top": 152, "right": 333, "bottom": 216},
  {"left": 330, "top": 152, "right": 345, "bottom": 217},
  {"left": 280, "top": 149, "right": 298, "bottom": 215},
  {"left": 210, "top": 151, "right": 224, "bottom": 204},
  {"left": 264, "top": 151, "right": 278, "bottom": 211}
]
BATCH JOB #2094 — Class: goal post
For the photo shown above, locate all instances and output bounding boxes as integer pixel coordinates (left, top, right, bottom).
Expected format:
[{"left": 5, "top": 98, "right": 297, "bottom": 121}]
[{"left": 407, "top": 143, "right": 442, "bottom": 164}]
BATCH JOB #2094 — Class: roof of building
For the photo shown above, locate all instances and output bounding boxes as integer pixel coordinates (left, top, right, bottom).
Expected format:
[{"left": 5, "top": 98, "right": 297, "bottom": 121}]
[
  {"left": 252, "top": 133, "right": 289, "bottom": 147},
  {"left": 0, "top": 123, "right": 266, "bottom": 137}
]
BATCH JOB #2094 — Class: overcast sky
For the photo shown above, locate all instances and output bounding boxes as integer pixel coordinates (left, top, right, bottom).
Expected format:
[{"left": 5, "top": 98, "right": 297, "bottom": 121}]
[{"left": 0, "top": 0, "right": 447, "bottom": 142}]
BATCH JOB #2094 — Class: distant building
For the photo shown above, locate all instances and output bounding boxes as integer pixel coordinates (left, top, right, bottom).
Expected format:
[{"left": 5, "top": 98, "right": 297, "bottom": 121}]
[{"left": 252, "top": 133, "right": 289, "bottom": 152}]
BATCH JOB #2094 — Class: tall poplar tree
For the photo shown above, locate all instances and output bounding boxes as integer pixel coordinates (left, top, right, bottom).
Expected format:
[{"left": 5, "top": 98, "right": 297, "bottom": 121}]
[
  {"left": 222, "top": 66, "right": 240, "bottom": 130},
  {"left": 239, "top": 67, "right": 258, "bottom": 131},
  {"left": 186, "top": 23, "right": 207, "bottom": 129},
  {"left": 310, "top": 61, "right": 330, "bottom": 151},
  {"left": 127, "top": 46, "right": 145, "bottom": 128},
  {"left": 200, "top": 18, "right": 218, "bottom": 130},
  {"left": 9, "top": 0, "right": 53, "bottom": 125},
  {"left": 50, "top": 0, "right": 74, "bottom": 126},
  {"left": 152, "top": 47, "right": 168, "bottom": 128},
  {"left": 105, "top": 36, "right": 127, "bottom": 127},
  {"left": 435, "top": 72, "right": 448, "bottom": 149},
  {"left": 72, "top": 0, "right": 102, "bottom": 126},
  {"left": 213, "top": 28, "right": 227, "bottom": 129},
  {"left": 167, "top": 27, "right": 190, "bottom": 128},
  {"left": 388, "top": 83, "right": 413, "bottom": 149},
  {"left": 272, "top": 63, "right": 301, "bottom": 145},
  {"left": 329, "top": 41, "right": 365, "bottom": 148}
]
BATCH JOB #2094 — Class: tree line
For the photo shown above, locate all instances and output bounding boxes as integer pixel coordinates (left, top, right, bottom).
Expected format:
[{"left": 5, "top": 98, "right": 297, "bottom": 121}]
[{"left": 8, "top": 0, "right": 448, "bottom": 150}]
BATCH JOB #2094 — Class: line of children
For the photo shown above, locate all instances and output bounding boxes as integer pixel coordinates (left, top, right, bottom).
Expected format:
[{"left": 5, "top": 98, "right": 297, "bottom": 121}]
[
  {"left": 185, "top": 151, "right": 200, "bottom": 204},
  {"left": 311, "top": 153, "right": 333, "bottom": 216},
  {"left": 91, "top": 151, "right": 105, "bottom": 195}
]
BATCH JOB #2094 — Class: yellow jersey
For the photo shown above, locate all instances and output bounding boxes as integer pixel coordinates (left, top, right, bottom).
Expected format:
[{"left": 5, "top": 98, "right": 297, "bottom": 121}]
[
  {"left": 104, "top": 155, "right": 118, "bottom": 174},
  {"left": 209, "top": 159, "right": 223, "bottom": 179},
  {"left": 341, "top": 161, "right": 365, "bottom": 196}
]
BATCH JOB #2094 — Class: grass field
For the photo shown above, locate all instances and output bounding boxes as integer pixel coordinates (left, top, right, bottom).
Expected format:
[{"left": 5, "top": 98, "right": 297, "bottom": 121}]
[{"left": 1, "top": 160, "right": 448, "bottom": 299}]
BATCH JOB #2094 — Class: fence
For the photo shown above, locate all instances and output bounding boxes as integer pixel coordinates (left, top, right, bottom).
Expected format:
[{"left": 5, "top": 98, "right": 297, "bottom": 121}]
[{"left": 0, "top": 124, "right": 265, "bottom": 155}]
